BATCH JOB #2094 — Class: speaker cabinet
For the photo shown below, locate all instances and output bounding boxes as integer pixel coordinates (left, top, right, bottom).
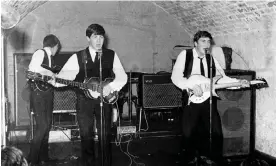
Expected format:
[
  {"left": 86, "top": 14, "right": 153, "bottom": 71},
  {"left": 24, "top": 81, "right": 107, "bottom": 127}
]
[
  {"left": 53, "top": 88, "right": 77, "bottom": 112},
  {"left": 138, "top": 73, "right": 182, "bottom": 109},
  {"left": 14, "top": 53, "right": 33, "bottom": 126},
  {"left": 14, "top": 53, "right": 76, "bottom": 127},
  {"left": 217, "top": 69, "right": 255, "bottom": 157}
]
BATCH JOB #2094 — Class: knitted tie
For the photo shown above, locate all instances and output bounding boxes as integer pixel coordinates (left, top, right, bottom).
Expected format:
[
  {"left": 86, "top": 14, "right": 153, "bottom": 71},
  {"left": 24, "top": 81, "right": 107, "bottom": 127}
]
[
  {"left": 199, "top": 57, "right": 205, "bottom": 76},
  {"left": 51, "top": 56, "right": 54, "bottom": 68}
]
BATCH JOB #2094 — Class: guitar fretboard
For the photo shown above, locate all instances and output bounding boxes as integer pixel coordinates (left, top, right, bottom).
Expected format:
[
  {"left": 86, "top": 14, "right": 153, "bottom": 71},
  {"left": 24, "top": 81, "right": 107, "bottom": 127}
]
[
  {"left": 32, "top": 74, "right": 100, "bottom": 91},
  {"left": 214, "top": 82, "right": 243, "bottom": 90},
  {"left": 55, "top": 78, "right": 88, "bottom": 89}
]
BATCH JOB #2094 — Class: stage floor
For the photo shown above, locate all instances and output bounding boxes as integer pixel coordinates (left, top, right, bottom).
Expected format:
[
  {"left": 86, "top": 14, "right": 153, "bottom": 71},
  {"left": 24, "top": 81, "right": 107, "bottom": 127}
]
[
  {"left": 7, "top": 113, "right": 248, "bottom": 166},
  {"left": 14, "top": 136, "right": 183, "bottom": 166},
  {"left": 10, "top": 135, "right": 247, "bottom": 166}
]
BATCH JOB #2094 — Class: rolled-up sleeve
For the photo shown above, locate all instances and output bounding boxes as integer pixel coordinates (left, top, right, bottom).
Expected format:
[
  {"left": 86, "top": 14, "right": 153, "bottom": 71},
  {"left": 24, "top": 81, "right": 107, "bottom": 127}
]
[
  {"left": 171, "top": 50, "right": 192, "bottom": 90},
  {"left": 108, "top": 52, "right": 128, "bottom": 91},
  {"left": 54, "top": 54, "right": 79, "bottom": 87},
  {"left": 28, "top": 50, "right": 53, "bottom": 76},
  {"left": 213, "top": 55, "right": 239, "bottom": 85}
]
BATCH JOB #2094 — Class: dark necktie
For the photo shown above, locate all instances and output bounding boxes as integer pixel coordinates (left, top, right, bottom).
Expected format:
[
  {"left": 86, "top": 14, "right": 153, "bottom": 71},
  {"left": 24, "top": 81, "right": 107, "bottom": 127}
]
[
  {"left": 95, "top": 52, "right": 99, "bottom": 62},
  {"left": 199, "top": 57, "right": 205, "bottom": 76},
  {"left": 51, "top": 56, "right": 54, "bottom": 68}
]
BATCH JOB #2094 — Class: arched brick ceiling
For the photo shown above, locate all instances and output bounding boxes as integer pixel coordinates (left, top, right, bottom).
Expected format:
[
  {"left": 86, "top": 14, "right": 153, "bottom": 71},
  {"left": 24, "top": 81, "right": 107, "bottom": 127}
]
[
  {"left": 2, "top": 0, "right": 276, "bottom": 36},
  {"left": 1, "top": 0, "right": 47, "bottom": 22},
  {"left": 153, "top": 1, "right": 276, "bottom": 36}
]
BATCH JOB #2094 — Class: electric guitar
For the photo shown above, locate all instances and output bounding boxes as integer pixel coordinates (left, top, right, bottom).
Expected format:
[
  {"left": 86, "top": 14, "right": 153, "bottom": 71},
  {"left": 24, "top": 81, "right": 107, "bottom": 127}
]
[
  {"left": 26, "top": 71, "right": 119, "bottom": 104},
  {"left": 187, "top": 74, "right": 268, "bottom": 104}
]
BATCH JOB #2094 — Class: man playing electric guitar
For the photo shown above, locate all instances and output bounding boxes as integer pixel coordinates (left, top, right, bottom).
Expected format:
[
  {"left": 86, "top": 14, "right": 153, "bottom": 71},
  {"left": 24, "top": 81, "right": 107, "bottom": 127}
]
[
  {"left": 51, "top": 24, "right": 127, "bottom": 166},
  {"left": 27, "top": 34, "right": 61, "bottom": 166},
  {"left": 171, "top": 31, "right": 249, "bottom": 166}
]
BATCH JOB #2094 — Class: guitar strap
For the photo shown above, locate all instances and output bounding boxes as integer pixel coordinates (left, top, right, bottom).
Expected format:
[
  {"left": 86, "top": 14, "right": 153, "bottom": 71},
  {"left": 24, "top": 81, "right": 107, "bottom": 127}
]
[
  {"left": 81, "top": 50, "right": 88, "bottom": 79},
  {"left": 41, "top": 49, "right": 52, "bottom": 71}
]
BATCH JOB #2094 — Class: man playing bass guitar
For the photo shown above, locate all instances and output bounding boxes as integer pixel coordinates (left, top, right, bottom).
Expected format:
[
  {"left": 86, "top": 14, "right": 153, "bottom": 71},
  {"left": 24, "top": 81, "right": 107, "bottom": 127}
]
[{"left": 51, "top": 24, "right": 127, "bottom": 166}]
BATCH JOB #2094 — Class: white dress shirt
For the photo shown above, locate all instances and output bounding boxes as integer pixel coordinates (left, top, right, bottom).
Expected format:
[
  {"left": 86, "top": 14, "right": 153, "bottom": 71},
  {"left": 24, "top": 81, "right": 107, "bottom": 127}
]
[
  {"left": 171, "top": 48, "right": 238, "bottom": 91},
  {"left": 28, "top": 47, "right": 54, "bottom": 77},
  {"left": 55, "top": 47, "right": 127, "bottom": 92}
]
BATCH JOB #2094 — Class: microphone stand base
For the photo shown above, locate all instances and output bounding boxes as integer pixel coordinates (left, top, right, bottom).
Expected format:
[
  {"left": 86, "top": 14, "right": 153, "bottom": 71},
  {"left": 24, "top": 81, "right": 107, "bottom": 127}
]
[
  {"left": 186, "top": 156, "right": 218, "bottom": 166},
  {"left": 240, "top": 157, "right": 270, "bottom": 166}
]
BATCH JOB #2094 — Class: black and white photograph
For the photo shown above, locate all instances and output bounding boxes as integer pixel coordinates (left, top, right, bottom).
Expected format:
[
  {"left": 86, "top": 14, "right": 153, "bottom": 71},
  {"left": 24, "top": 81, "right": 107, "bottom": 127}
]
[{"left": 1, "top": 1, "right": 275, "bottom": 166}]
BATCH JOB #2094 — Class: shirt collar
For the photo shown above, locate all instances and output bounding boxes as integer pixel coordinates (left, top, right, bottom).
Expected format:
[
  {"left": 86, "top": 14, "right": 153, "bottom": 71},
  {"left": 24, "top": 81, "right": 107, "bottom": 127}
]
[
  {"left": 43, "top": 47, "right": 52, "bottom": 56},
  {"left": 88, "top": 46, "right": 97, "bottom": 56}
]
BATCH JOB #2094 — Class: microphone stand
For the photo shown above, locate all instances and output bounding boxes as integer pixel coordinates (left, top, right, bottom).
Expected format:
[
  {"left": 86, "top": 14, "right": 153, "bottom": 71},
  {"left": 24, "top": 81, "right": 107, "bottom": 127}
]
[
  {"left": 206, "top": 48, "right": 213, "bottom": 158},
  {"left": 98, "top": 50, "right": 105, "bottom": 166},
  {"left": 128, "top": 71, "right": 132, "bottom": 122}
]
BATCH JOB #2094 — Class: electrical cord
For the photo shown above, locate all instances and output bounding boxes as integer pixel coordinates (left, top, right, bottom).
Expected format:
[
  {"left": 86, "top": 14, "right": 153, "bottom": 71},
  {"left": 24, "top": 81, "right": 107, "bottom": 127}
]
[{"left": 140, "top": 109, "right": 149, "bottom": 132}]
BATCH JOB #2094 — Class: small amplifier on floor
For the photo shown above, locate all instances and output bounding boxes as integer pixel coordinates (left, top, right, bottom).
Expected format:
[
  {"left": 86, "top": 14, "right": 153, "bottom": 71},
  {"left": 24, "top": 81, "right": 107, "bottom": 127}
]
[
  {"left": 117, "top": 126, "right": 136, "bottom": 135},
  {"left": 49, "top": 129, "right": 71, "bottom": 143}
]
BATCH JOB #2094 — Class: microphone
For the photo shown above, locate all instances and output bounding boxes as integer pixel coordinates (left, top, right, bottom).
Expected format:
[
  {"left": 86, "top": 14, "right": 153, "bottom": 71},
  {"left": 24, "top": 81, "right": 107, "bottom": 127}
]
[
  {"left": 204, "top": 48, "right": 211, "bottom": 55},
  {"left": 96, "top": 49, "right": 102, "bottom": 60}
]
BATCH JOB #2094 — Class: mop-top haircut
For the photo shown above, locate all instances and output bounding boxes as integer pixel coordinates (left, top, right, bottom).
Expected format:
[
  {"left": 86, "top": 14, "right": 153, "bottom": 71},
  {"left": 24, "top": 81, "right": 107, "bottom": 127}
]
[{"left": 86, "top": 23, "right": 106, "bottom": 38}]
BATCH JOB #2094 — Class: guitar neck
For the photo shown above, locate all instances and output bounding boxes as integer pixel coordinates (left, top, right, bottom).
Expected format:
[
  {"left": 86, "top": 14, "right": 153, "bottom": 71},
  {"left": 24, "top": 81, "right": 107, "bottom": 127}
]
[
  {"left": 36, "top": 74, "right": 90, "bottom": 89},
  {"left": 214, "top": 82, "right": 243, "bottom": 90},
  {"left": 55, "top": 78, "right": 88, "bottom": 89},
  {"left": 28, "top": 72, "right": 108, "bottom": 92}
]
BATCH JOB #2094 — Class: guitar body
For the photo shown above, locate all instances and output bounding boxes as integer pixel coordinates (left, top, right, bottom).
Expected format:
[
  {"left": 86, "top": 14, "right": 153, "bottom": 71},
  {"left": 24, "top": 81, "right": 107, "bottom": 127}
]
[
  {"left": 188, "top": 75, "right": 221, "bottom": 104},
  {"left": 83, "top": 77, "right": 119, "bottom": 104}
]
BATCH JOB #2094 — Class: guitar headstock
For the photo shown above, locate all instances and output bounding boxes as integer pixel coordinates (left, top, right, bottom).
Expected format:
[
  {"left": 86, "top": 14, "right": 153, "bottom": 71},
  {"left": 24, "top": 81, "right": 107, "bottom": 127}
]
[{"left": 251, "top": 77, "right": 269, "bottom": 89}]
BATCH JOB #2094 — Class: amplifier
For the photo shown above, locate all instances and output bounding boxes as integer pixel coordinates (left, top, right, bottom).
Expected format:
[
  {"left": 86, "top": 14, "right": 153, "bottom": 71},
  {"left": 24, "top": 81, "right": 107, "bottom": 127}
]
[
  {"left": 117, "top": 126, "right": 136, "bottom": 134},
  {"left": 138, "top": 73, "right": 182, "bottom": 109}
]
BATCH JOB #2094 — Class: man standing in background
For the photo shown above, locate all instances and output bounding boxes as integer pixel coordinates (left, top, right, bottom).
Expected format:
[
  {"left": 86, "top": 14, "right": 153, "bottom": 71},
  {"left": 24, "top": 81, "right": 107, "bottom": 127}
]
[{"left": 27, "top": 34, "right": 61, "bottom": 166}]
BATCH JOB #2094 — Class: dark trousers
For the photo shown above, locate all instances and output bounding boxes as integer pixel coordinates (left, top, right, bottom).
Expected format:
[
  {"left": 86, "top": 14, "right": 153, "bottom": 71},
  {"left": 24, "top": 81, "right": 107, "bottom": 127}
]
[
  {"left": 181, "top": 99, "right": 223, "bottom": 162},
  {"left": 28, "top": 88, "right": 53, "bottom": 164},
  {"left": 76, "top": 94, "right": 112, "bottom": 166}
]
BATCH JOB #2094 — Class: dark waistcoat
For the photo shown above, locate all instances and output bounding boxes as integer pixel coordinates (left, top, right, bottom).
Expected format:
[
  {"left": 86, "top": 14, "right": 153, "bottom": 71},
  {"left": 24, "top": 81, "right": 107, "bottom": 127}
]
[
  {"left": 183, "top": 49, "right": 216, "bottom": 78},
  {"left": 74, "top": 47, "right": 115, "bottom": 82}
]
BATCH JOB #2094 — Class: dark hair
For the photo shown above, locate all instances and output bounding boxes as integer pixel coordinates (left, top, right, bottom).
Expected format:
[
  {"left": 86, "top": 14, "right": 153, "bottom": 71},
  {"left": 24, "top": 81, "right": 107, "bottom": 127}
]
[
  {"left": 86, "top": 24, "right": 105, "bottom": 38},
  {"left": 1, "top": 146, "right": 28, "bottom": 166},
  {"left": 43, "top": 34, "right": 61, "bottom": 50},
  {"left": 193, "top": 31, "right": 214, "bottom": 45}
]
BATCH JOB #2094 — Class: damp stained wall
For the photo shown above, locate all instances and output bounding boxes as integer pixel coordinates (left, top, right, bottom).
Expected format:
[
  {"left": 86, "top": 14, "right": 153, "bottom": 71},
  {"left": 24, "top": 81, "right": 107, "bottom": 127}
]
[{"left": 5, "top": 1, "right": 191, "bottom": 137}]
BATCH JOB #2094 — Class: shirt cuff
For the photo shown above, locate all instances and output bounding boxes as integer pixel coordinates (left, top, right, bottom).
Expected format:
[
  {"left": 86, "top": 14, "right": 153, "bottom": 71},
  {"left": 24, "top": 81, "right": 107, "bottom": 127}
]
[{"left": 108, "top": 82, "right": 122, "bottom": 92}]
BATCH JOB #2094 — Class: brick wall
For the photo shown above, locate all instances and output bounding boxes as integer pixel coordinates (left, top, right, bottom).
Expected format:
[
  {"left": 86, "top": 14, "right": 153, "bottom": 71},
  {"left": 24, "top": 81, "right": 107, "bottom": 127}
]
[{"left": 153, "top": 1, "right": 276, "bottom": 36}]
